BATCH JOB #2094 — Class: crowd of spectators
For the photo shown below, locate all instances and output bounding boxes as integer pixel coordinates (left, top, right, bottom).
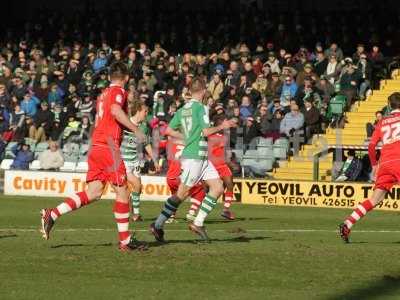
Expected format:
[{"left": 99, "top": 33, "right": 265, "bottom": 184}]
[{"left": 0, "top": 5, "right": 397, "bottom": 174}]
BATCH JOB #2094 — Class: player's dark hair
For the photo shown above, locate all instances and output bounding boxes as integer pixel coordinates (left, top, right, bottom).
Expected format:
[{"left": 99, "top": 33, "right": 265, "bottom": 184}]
[
  {"left": 130, "top": 100, "right": 147, "bottom": 116},
  {"left": 109, "top": 62, "right": 129, "bottom": 81},
  {"left": 388, "top": 92, "right": 400, "bottom": 110},
  {"left": 190, "top": 77, "right": 206, "bottom": 94},
  {"left": 212, "top": 114, "right": 227, "bottom": 126}
]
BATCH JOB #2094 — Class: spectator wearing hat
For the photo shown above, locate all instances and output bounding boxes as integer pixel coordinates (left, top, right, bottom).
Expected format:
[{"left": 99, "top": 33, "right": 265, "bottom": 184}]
[
  {"left": 302, "top": 98, "right": 321, "bottom": 141},
  {"left": 280, "top": 101, "right": 304, "bottom": 137},
  {"left": 32, "top": 101, "right": 54, "bottom": 142},
  {"left": 20, "top": 91, "right": 41, "bottom": 117},
  {"left": 207, "top": 73, "right": 224, "bottom": 101},
  {"left": 296, "top": 63, "right": 318, "bottom": 87},
  {"left": 266, "top": 52, "right": 281, "bottom": 74},
  {"left": 339, "top": 61, "right": 362, "bottom": 105},
  {"left": 39, "top": 141, "right": 64, "bottom": 170},
  {"left": 279, "top": 75, "right": 298, "bottom": 108},
  {"left": 10, "top": 142, "right": 34, "bottom": 170}
]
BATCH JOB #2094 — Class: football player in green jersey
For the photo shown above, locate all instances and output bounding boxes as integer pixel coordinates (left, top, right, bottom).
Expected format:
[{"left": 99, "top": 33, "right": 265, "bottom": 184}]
[
  {"left": 150, "top": 77, "right": 236, "bottom": 242},
  {"left": 121, "top": 101, "right": 159, "bottom": 221}
]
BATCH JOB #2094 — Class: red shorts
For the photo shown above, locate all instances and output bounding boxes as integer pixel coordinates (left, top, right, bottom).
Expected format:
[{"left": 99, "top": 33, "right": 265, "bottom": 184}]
[
  {"left": 374, "top": 160, "right": 400, "bottom": 191},
  {"left": 166, "top": 177, "right": 205, "bottom": 202},
  {"left": 86, "top": 145, "right": 127, "bottom": 186},
  {"left": 214, "top": 163, "right": 232, "bottom": 178}
]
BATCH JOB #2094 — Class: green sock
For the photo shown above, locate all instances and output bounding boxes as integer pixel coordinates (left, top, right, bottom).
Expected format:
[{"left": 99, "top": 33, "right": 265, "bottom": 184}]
[
  {"left": 194, "top": 194, "right": 217, "bottom": 227},
  {"left": 130, "top": 192, "right": 140, "bottom": 215}
]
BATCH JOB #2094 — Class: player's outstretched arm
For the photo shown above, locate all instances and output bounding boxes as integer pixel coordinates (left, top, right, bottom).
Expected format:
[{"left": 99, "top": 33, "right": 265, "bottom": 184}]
[
  {"left": 202, "top": 119, "right": 236, "bottom": 137},
  {"left": 111, "top": 104, "right": 145, "bottom": 142},
  {"left": 165, "top": 126, "right": 184, "bottom": 140}
]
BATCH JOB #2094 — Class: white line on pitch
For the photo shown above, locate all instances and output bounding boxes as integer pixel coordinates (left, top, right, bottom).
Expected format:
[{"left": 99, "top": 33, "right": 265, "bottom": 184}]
[{"left": 1, "top": 228, "right": 400, "bottom": 233}]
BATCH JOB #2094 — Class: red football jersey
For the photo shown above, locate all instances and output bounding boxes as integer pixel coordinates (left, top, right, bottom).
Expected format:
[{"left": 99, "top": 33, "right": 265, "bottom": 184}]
[
  {"left": 369, "top": 111, "right": 400, "bottom": 166},
  {"left": 208, "top": 132, "right": 227, "bottom": 166},
  {"left": 91, "top": 84, "right": 127, "bottom": 147},
  {"left": 166, "top": 140, "right": 184, "bottom": 178}
]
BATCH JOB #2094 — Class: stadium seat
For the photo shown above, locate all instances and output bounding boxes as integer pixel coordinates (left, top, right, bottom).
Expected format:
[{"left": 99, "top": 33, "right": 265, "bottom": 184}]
[
  {"left": 29, "top": 160, "right": 41, "bottom": 170},
  {"left": 0, "top": 159, "right": 14, "bottom": 170},
  {"left": 60, "top": 161, "right": 77, "bottom": 172},
  {"left": 35, "top": 142, "right": 49, "bottom": 152},
  {"left": 258, "top": 137, "right": 273, "bottom": 147},
  {"left": 257, "top": 145, "right": 273, "bottom": 157},
  {"left": 328, "top": 95, "right": 347, "bottom": 116},
  {"left": 231, "top": 149, "right": 244, "bottom": 160},
  {"left": 273, "top": 138, "right": 289, "bottom": 159},
  {"left": 75, "top": 161, "right": 88, "bottom": 172}
]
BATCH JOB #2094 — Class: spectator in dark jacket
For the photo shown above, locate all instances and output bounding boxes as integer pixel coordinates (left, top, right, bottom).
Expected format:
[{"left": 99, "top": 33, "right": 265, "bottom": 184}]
[
  {"left": 33, "top": 102, "right": 54, "bottom": 142},
  {"left": 339, "top": 61, "right": 361, "bottom": 105},
  {"left": 243, "top": 117, "right": 261, "bottom": 148},
  {"left": 10, "top": 143, "right": 34, "bottom": 170},
  {"left": 302, "top": 99, "right": 321, "bottom": 141},
  {"left": 335, "top": 150, "right": 363, "bottom": 181}
]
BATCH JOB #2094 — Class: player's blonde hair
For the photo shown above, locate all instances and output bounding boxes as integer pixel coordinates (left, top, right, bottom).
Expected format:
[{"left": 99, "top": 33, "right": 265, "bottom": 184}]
[{"left": 129, "top": 100, "right": 147, "bottom": 116}]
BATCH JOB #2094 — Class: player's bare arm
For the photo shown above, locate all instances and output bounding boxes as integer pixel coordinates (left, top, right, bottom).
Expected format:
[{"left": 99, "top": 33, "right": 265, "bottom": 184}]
[
  {"left": 202, "top": 119, "right": 236, "bottom": 137},
  {"left": 165, "top": 126, "right": 184, "bottom": 140}
]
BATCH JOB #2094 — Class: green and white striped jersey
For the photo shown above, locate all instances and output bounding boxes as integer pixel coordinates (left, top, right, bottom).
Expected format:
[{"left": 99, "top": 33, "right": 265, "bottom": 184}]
[
  {"left": 168, "top": 100, "right": 209, "bottom": 160},
  {"left": 120, "top": 122, "right": 149, "bottom": 164}
]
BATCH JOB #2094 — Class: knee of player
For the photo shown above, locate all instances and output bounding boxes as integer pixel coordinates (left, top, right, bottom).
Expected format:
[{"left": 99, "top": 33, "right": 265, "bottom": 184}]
[{"left": 210, "top": 182, "right": 224, "bottom": 196}]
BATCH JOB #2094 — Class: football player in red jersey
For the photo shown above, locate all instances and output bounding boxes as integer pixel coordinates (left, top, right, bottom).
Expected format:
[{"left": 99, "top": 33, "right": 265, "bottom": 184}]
[
  {"left": 208, "top": 114, "right": 236, "bottom": 220},
  {"left": 40, "top": 62, "right": 148, "bottom": 251},
  {"left": 339, "top": 92, "right": 400, "bottom": 242},
  {"left": 165, "top": 137, "right": 206, "bottom": 222}
]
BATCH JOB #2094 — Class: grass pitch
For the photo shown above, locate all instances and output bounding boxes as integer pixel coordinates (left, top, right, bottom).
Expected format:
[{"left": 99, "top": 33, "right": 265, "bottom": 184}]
[{"left": 1, "top": 196, "right": 400, "bottom": 300}]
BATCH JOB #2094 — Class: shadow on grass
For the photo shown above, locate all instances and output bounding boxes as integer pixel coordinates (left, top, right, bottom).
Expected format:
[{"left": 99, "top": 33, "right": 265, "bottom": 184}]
[
  {"left": 148, "top": 235, "right": 271, "bottom": 248},
  {"left": 51, "top": 242, "right": 113, "bottom": 249},
  {"left": 0, "top": 234, "right": 17, "bottom": 240},
  {"left": 328, "top": 275, "right": 400, "bottom": 300}
]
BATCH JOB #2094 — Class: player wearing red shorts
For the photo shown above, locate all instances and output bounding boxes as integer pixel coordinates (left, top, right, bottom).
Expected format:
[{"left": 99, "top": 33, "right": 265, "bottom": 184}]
[
  {"left": 339, "top": 92, "right": 400, "bottom": 243},
  {"left": 166, "top": 138, "right": 206, "bottom": 222},
  {"left": 208, "top": 115, "right": 236, "bottom": 220},
  {"left": 40, "top": 62, "right": 148, "bottom": 251}
]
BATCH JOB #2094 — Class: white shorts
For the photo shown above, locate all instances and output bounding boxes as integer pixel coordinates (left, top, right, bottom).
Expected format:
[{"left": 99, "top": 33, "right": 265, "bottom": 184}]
[
  {"left": 124, "top": 160, "right": 141, "bottom": 178},
  {"left": 180, "top": 159, "right": 219, "bottom": 187}
]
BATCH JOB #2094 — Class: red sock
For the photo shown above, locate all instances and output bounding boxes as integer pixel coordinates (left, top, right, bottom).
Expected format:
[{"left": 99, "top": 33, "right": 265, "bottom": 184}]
[
  {"left": 51, "top": 192, "right": 90, "bottom": 220},
  {"left": 113, "top": 201, "right": 131, "bottom": 245},
  {"left": 189, "top": 198, "right": 202, "bottom": 214},
  {"left": 345, "top": 199, "right": 374, "bottom": 229},
  {"left": 223, "top": 191, "right": 234, "bottom": 209}
]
